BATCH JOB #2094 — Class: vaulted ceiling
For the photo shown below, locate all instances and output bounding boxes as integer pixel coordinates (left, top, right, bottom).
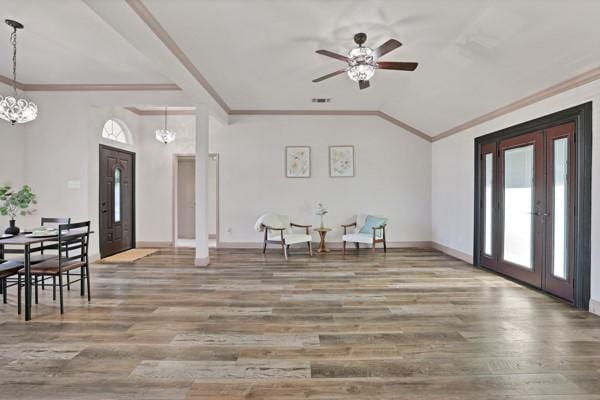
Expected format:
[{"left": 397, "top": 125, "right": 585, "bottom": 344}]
[{"left": 2, "top": 0, "right": 600, "bottom": 138}]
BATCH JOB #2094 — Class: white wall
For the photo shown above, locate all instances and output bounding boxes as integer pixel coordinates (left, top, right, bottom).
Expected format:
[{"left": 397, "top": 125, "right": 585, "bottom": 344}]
[
  {"left": 431, "top": 79, "right": 600, "bottom": 306},
  {"left": 207, "top": 155, "right": 218, "bottom": 237},
  {"left": 136, "top": 114, "right": 195, "bottom": 244},
  {"left": 0, "top": 120, "right": 26, "bottom": 228},
  {"left": 211, "top": 115, "right": 432, "bottom": 244},
  {"left": 1, "top": 88, "right": 191, "bottom": 256}
]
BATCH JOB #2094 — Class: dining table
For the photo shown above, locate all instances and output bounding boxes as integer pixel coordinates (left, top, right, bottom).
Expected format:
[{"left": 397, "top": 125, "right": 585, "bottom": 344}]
[{"left": 0, "top": 229, "right": 93, "bottom": 321}]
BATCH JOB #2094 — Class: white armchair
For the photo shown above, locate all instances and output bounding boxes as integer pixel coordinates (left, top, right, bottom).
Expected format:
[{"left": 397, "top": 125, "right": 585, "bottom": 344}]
[
  {"left": 255, "top": 214, "right": 312, "bottom": 260},
  {"left": 341, "top": 214, "right": 388, "bottom": 254}
]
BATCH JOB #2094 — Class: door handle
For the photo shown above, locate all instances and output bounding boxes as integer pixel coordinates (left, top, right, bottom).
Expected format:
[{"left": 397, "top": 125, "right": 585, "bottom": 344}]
[{"left": 102, "top": 209, "right": 108, "bottom": 214}]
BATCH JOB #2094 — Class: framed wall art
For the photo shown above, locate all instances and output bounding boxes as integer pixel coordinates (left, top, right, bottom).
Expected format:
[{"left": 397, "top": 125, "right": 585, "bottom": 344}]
[
  {"left": 286, "top": 146, "right": 311, "bottom": 178},
  {"left": 329, "top": 145, "right": 355, "bottom": 177}
]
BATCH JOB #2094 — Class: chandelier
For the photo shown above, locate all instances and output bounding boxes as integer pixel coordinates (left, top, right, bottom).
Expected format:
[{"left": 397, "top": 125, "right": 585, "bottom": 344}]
[
  {"left": 155, "top": 106, "right": 176, "bottom": 144},
  {"left": 0, "top": 20, "right": 37, "bottom": 125}
]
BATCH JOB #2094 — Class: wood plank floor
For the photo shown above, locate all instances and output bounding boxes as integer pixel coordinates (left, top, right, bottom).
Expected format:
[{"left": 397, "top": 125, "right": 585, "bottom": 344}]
[{"left": 1, "top": 247, "right": 600, "bottom": 399}]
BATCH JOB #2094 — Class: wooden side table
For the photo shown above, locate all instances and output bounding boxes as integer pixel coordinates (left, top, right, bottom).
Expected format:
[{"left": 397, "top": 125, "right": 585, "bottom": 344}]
[{"left": 315, "top": 228, "right": 331, "bottom": 253}]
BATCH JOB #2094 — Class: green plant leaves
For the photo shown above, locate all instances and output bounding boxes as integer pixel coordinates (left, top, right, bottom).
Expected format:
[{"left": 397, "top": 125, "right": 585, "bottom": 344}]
[{"left": 0, "top": 184, "right": 36, "bottom": 220}]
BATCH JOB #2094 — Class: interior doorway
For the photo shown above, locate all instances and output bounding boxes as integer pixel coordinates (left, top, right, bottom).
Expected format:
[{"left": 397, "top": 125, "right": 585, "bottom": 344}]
[
  {"left": 99, "top": 144, "right": 136, "bottom": 258},
  {"left": 174, "top": 154, "right": 219, "bottom": 248},
  {"left": 474, "top": 103, "right": 592, "bottom": 308}
]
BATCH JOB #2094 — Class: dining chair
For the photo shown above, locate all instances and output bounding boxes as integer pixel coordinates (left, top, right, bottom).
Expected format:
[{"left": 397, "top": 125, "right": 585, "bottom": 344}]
[
  {"left": 24, "top": 217, "right": 71, "bottom": 296},
  {"left": 0, "top": 259, "right": 22, "bottom": 304},
  {"left": 18, "top": 221, "right": 91, "bottom": 315}
]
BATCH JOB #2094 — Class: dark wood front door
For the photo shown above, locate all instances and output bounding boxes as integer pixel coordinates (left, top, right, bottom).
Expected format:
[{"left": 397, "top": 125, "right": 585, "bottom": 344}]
[
  {"left": 99, "top": 145, "right": 135, "bottom": 258},
  {"left": 478, "top": 123, "right": 576, "bottom": 302}
]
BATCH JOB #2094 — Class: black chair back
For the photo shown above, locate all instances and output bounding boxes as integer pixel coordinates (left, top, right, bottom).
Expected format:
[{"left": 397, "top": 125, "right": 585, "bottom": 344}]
[
  {"left": 39, "top": 217, "right": 71, "bottom": 254},
  {"left": 57, "top": 222, "right": 90, "bottom": 268},
  {"left": 41, "top": 217, "right": 71, "bottom": 227}
]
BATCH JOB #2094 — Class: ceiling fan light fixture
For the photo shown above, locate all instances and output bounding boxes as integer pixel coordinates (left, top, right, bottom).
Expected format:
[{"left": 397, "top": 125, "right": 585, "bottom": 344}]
[
  {"left": 313, "top": 33, "right": 416, "bottom": 89},
  {"left": 347, "top": 64, "right": 375, "bottom": 82},
  {"left": 346, "top": 46, "right": 375, "bottom": 82}
]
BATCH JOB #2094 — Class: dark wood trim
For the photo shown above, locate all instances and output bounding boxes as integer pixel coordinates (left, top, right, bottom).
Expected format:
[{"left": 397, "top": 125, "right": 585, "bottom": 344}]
[
  {"left": 474, "top": 102, "right": 592, "bottom": 309},
  {"left": 98, "top": 144, "right": 136, "bottom": 258}
]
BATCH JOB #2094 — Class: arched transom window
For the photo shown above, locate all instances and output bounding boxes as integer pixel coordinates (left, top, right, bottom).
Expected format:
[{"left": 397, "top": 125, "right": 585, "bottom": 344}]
[{"left": 102, "top": 119, "right": 130, "bottom": 144}]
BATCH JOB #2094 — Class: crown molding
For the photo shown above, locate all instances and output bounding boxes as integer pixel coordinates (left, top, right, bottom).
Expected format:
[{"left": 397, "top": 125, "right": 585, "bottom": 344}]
[
  {"left": 9, "top": 1, "right": 599, "bottom": 144},
  {"left": 231, "top": 109, "right": 432, "bottom": 142},
  {"left": 124, "top": 0, "right": 431, "bottom": 142},
  {"left": 432, "top": 65, "right": 600, "bottom": 142},
  {"left": 125, "top": 0, "right": 231, "bottom": 113},
  {"left": 0, "top": 75, "right": 180, "bottom": 92},
  {"left": 0, "top": 75, "right": 26, "bottom": 91},
  {"left": 125, "top": 106, "right": 196, "bottom": 116}
]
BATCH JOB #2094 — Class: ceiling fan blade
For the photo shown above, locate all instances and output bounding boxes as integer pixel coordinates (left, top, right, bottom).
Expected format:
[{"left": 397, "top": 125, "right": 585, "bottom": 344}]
[
  {"left": 376, "top": 61, "right": 418, "bottom": 71},
  {"left": 316, "top": 49, "right": 350, "bottom": 62},
  {"left": 373, "top": 39, "right": 402, "bottom": 59},
  {"left": 312, "top": 69, "right": 347, "bottom": 83},
  {"left": 359, "top": 80, "right": 370, "bottom": 90}
]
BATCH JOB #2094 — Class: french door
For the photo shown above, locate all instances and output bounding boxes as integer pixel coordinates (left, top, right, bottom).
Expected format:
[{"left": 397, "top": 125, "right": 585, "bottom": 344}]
[{"left": 479, "top": 122, "right": 575, "bottom": 301}]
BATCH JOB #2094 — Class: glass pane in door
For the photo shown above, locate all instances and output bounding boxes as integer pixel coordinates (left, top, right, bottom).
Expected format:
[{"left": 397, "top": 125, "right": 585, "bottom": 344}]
[
  {"left": 484, "top": 153, "right": 493, "bottom": 256},
  {"left": 552, "top": 138, "right": 568, "bottom": 279},
  {"left": 114, "top": 168, "right": 121, "bottom": 223},
  {"left": 503, "top": 145, "right": 534, "bottom": 268}
]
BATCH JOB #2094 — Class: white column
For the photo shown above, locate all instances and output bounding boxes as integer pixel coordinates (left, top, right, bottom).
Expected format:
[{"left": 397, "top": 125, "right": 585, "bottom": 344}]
[{"left": 195, "top": 105, "right": 210, "bottom": 266}]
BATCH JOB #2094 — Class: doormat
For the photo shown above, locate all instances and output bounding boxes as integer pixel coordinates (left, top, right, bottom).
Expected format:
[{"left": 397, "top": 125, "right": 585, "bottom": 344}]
[{"left": 100, "top": 248, "right": 158, "bottom": 264}]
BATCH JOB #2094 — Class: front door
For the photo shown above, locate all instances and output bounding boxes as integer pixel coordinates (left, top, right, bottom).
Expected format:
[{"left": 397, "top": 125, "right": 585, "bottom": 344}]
[
  {"left": 479, "top": 122, "right": 576, "bottom": 302},
  {"left": 99, "top": 145, "right": 135, "bottom": 258}
]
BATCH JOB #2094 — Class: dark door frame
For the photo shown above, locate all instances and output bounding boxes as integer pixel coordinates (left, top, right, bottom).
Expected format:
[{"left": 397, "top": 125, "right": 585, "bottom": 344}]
[
  {"left": 473, "top": 102, "right": 592, "bottom": 309},
  {"left": 99, "top": 144, "right": 136, "bottom": 258}
]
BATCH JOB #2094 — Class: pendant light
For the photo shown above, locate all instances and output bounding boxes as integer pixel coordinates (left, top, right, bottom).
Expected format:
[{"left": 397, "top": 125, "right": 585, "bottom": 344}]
[
  {"left": 0, "top": 19, "right": 37, "bottom": 125},
  {"left": 155, "top": 106, "right": 176, "bottom": 144}
]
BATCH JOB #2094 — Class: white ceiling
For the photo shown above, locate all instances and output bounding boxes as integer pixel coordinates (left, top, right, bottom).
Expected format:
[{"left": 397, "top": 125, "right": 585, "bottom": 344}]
[
  {"left": 2, "top": 0, "right": 600, "bottom": 136},
  {"left": 0, "top": 0, "right": 170, "bottom": 84}
]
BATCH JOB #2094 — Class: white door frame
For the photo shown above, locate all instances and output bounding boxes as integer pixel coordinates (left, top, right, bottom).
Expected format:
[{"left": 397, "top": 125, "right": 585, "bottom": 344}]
[{"left": 173, "top": 153, "right": 220, "bottom": 247}]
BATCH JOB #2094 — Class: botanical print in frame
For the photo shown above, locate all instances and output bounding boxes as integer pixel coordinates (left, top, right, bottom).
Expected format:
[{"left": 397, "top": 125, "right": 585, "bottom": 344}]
[
  {"left": 329, "top": 145, "right": 355, "bottom": 177},
  {"left": 286, "top": 146, "right": 311, "bottom": 178}
]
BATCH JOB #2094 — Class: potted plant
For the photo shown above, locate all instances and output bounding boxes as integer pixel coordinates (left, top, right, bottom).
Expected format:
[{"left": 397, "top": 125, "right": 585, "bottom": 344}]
[{"left": 0, "top": 185, "right": 37, "bottom": 235}]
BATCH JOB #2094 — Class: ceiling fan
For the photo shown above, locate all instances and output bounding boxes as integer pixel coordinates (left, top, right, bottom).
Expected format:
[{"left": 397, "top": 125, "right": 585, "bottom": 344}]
[{"left": 312, "top": 32, "right": 418, "bottom": 90}]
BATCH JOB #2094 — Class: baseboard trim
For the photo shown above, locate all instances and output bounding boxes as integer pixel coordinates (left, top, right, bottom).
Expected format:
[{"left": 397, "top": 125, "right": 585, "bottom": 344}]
[
  {"left": 137, "top": 241, "right": 173, "bottom": 248},
  {"left": 590, "top": 299, "right": 600, "bottom": 316},
  {"left": 431, "top": 242, "right": 473, "bottom": 264},
  {"left": 217, "top": 241, "right": 433, "bottom": 249},
  {"left": 195, "top": 256, "right": 210, "bottom": 266}
]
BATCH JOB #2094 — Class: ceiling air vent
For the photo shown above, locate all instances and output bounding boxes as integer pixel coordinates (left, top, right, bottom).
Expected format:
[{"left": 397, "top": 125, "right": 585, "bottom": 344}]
[{"left": 311, "top": 98, "right": 331, "bottom": 103}]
